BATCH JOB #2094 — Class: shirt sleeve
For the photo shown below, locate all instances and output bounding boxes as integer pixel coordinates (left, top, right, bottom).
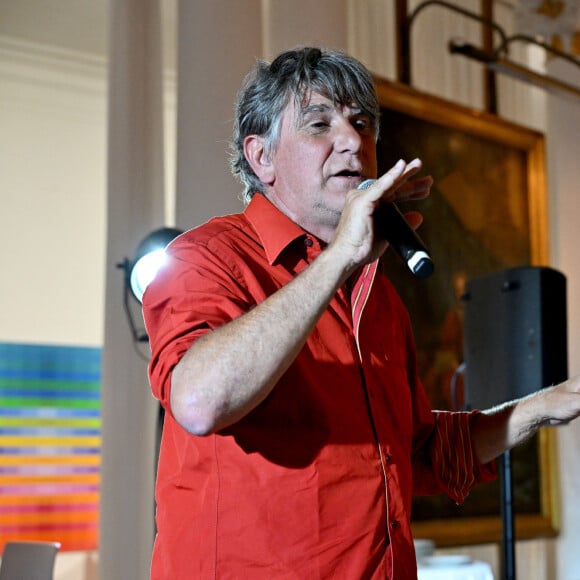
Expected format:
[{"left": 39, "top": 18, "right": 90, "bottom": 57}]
[
  {"left": 412, "top": 408, "right": 497, "bottom": 503},
  {"left": 142, "top": 235, "right": 255, "bottom": 412}
]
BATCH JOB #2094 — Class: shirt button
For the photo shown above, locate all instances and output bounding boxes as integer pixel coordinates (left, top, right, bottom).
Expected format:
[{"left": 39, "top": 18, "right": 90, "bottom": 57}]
[
  {"left": 304, "top": 238, "right": 313, "bottom": 247},
  {"left": 385, "top": 454, "right": 393, "bottom": 464},
  {"left": 391, "top": 520, "right": 400, "bottom": 530}
]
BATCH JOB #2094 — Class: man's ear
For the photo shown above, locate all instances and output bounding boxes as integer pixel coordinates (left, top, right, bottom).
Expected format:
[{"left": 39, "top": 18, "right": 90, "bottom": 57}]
[{"left": 244, "top": 135, "right": 275, "bottom": 185}]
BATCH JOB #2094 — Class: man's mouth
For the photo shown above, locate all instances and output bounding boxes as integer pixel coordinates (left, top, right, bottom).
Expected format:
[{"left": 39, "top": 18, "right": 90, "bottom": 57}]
[
  {"left": 334, "top": 170, "right": 362, "bottom": 178},
  {"left": 331, "top": 170, "right": 364, "bottom": 187},
  {"left": 332, "top": 172, "right": 365, "bottom": 192}
]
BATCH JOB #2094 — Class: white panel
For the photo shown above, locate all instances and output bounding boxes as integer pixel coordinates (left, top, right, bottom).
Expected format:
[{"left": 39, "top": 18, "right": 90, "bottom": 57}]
[
  {"left": 407, "top": 0, "right": 485, "bottom": 109},
  {"left": 346, "top": 0, "right": 397, "bottom": 80}
]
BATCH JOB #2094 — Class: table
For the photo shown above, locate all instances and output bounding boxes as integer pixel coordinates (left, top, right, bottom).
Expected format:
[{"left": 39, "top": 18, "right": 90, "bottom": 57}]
[{"left": 418, "top": 557, "right": 494, "bottom": 580}]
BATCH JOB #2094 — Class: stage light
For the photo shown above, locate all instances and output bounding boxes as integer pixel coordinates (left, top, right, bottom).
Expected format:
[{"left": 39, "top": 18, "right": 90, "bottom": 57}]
[
  {"left": 118, "top": 227, "right": 182, "bottom": 343},
  {"left": 128, "top": 228, "right": 182, "bottom": 302}
]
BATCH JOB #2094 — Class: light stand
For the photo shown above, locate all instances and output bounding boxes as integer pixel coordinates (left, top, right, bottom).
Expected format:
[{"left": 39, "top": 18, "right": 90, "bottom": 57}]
[{"left": 451, "top": 357, "right": 516, "bottom": 580}]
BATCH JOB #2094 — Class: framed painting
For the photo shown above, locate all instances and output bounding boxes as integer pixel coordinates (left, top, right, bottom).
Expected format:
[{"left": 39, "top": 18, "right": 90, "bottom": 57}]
[{"left": 373, "top": 77, "right": 558, "bottom": 546}]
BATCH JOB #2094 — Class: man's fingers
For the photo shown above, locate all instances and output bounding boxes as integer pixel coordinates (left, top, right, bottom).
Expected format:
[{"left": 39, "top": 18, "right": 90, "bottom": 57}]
[
  {"left": 353, "top": 160, "right": 407, "bottom": 204},
  {"left": 401, "top": 157, "right": 423, "bottom": 178},
  {"left": 372, "top": 159, "right": 407, "bottom": 196},
  {"left": 397, "top": 176, "right": 433, "bottom": 201},
  {"left": 355, "top": 159, "right": 432, "bottom": 212}
]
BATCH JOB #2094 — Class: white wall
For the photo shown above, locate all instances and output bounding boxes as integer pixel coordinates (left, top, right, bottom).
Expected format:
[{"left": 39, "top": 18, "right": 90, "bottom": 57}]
[
  {"left": 0, "top": 36, "right": 107, "bottom": 347},
  {"left": 547, "top": 59, "right": 580, "bottom": 580}
]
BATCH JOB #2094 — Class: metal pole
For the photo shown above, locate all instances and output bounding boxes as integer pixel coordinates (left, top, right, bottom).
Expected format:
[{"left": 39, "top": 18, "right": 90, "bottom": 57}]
[{"left": 499, "top": 450, "right": 516, "bottom": 580}]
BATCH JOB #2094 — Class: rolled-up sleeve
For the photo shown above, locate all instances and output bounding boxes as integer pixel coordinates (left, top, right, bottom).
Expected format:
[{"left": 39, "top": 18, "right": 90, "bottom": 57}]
[
  {"left": 143, "top": 236, "right": 253, "bottom": 412},
  {"left": 412, "top": 409, "right": 497, "bottom": 503}
]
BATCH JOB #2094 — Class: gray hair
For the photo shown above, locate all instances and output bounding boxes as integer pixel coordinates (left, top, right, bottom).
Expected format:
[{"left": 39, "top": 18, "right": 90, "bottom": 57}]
[{"left": 230, "top": 47, "right": 381, "bottom": 203}]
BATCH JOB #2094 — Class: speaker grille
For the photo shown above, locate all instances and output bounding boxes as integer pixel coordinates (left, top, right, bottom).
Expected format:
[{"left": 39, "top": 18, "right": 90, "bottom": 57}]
[{"left": 462, "top": 267, "right": 567, "bottom": 409}]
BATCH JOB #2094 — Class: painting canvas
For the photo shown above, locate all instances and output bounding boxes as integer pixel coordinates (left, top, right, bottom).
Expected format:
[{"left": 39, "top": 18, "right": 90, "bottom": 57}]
[
  {"left": 0, "top": 343, "right": 101, "bottom": 551},
  {"left": 373, "top": 78, "right": 557, "bottom": 545}
]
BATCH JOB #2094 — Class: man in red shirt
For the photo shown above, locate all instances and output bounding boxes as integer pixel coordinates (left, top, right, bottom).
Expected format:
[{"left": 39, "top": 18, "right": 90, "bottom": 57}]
[{"left": 143, "top": 47, "right": 580, "bottom": 578}]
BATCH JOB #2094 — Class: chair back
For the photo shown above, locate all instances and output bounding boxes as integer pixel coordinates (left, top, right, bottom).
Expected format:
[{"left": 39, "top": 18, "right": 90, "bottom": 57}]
[{"left": 0, "top": 541, "right": 61, "bottom": 580}]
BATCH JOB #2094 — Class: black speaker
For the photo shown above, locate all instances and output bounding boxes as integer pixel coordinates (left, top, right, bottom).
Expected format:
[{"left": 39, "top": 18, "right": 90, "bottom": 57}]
[{"left": 462, "top": 266, "right": 568, "bottom": 410}]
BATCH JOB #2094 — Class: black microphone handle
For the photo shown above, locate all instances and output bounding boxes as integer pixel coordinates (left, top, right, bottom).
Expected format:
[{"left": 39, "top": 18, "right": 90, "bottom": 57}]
[{"left": 358, "top": 179, "right": 434, "bottom": 278}]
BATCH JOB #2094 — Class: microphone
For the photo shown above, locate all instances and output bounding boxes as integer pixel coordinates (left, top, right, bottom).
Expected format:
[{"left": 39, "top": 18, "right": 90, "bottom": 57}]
[{"left": 358, "top": 179, "right": 434, "bottom": 279}]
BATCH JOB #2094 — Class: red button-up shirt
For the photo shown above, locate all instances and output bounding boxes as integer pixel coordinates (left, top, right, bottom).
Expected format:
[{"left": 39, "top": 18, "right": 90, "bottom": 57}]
[{"left": 143, "top": 194, "right": 495, "bottom": 579}]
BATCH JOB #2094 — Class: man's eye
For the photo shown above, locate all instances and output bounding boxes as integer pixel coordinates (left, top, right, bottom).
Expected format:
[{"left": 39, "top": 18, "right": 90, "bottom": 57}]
[
  {"left": 353, "top": 118, "right": 371, "bottom": 131},
  {"left": 310, "top": 121, "right": 329, "bottom": 129}
]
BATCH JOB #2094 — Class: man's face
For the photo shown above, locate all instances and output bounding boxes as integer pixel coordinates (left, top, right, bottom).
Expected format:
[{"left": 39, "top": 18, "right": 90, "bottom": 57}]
[{"left": 265, "top": 91, "right": 378, "bottom": 242}]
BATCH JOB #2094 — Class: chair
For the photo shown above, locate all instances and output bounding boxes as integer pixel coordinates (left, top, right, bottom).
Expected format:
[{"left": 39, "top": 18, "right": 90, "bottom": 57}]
[{"left": 0, "top": 541, "right": 61, "bottom": 580}]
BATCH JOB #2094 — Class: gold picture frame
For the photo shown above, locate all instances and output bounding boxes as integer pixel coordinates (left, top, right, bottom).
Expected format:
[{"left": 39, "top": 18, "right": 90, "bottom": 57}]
[{"left": 373, "top": 77, "right": 559, "bottom": 546}]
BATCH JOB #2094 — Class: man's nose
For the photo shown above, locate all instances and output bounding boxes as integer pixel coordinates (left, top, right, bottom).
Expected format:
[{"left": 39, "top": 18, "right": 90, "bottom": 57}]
[{"left": 334, "top": 119, "right": 362, "bottom": 153}]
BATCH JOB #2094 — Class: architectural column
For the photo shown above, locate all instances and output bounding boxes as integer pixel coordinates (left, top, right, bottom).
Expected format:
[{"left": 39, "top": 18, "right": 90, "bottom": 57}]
[
  {"left": 99, "top": 0, "right": 165, "bottom": 578},
  {"left": 262, "top": 0, "right": 348, "bottom": 60},
  {"left": 175, "top": 0, "right": 262, "bottom": 228}
]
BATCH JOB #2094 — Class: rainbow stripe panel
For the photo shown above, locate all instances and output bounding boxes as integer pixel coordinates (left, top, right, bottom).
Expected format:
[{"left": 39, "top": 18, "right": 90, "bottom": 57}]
[{"left": 0, "top": 342, "right": 101, "bottom": 551}]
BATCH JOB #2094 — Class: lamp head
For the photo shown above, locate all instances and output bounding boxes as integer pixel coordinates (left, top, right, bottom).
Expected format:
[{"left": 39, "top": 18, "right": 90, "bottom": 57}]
[{"left": 129, "top": 227, "right": 182, "bottom": 303}]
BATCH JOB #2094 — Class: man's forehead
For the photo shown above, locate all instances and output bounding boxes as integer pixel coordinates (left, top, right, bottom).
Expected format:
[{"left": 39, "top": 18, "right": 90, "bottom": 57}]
[{"left": 296, "top": 90, "right": 362, "bottom": 116}]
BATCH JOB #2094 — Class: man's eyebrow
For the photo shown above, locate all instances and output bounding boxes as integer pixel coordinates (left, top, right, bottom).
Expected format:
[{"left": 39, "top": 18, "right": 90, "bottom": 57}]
[
  {"left": 300, "top": 103, "right": 333, "bottom": 116},
  {"left": 299, "top": 102, "right": 365, "bottom": 119}
]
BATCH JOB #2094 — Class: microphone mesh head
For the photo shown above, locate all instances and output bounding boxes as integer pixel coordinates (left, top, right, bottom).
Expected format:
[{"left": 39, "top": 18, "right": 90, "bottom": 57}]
[{"left": 357, "top": 179, "right": 376, "bottom": 190}]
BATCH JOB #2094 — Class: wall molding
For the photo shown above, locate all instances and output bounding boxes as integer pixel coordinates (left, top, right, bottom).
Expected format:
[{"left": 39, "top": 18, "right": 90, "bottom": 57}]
[
  {"left": 0, "top": 34, "right": 176, "bottom": 99},
  {"left": 0, "top": 35, "right": 107, "bottom": 94}
]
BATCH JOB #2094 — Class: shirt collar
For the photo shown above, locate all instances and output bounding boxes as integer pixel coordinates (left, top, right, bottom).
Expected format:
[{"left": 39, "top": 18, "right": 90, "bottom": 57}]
[{"left": 245, "top": 194, "right": 308, "bottom": 265}]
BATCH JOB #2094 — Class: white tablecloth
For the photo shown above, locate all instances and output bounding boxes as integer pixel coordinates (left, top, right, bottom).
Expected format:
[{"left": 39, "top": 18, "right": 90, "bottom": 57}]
[{"left": 418, "top": 559, "right": 494, "bottom": 580}]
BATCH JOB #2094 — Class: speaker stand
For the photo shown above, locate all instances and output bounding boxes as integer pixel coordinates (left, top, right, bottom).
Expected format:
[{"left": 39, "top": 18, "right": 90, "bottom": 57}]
[{"left": 499, "top": 450, "right": 516, "bottom": 580}]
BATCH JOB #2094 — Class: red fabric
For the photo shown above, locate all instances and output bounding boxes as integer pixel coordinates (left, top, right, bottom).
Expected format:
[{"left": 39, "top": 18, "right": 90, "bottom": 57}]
[{"left": 143, "top": 194, "right": 495, "bottom": 579}]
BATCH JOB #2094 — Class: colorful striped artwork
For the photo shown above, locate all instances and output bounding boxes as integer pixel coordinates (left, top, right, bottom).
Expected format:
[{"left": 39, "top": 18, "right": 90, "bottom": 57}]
[{"left": 0, "top": 342, "right": 101, "bottom": 552}]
